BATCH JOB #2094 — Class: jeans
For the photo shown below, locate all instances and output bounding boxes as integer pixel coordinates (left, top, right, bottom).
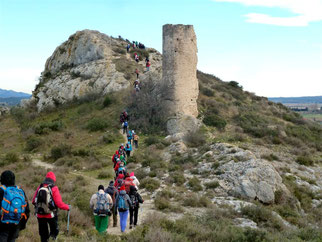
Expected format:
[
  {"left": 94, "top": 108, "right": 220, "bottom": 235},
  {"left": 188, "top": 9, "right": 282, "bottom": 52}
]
[
  {"left": 0, "top": 223, "right": 20, "bottom": 242},
  {"left": 119, "top": 210, "right": 129, "bottom": 232},
  {"left": 37, "top": 217, "right": 59, "bottom": 242}
]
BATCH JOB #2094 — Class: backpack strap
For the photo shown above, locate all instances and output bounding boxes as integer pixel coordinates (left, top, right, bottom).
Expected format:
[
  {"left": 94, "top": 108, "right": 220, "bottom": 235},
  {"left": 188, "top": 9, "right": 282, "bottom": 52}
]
[{"left": 0, "top": 185, "right": 6, "bottom": 191}]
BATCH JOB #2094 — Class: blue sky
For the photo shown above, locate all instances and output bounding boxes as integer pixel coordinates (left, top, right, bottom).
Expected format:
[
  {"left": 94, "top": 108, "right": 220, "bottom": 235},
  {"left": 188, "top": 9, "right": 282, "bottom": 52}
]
[{"left": 0, "top": 0, "right": 321, "bottom": 97}]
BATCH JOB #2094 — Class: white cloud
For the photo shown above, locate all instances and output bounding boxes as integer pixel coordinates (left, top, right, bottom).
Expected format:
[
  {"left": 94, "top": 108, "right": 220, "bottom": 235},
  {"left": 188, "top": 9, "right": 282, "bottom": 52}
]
[{"left": 214, "top": 0, "right": 322, "bottom": 26}]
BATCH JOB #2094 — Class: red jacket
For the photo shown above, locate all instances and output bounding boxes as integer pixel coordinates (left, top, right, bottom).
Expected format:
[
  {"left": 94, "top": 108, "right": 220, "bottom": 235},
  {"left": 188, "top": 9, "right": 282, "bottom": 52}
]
[{"left": 32, "top": 172, "right": 69, "bottom": 218}]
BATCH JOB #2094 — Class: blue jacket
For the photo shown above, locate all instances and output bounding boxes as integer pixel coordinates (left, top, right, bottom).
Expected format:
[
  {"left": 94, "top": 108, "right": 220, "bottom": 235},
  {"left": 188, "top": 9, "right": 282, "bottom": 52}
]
[{"left": 125, "top": 144, "right": 132, "bottom": 152}]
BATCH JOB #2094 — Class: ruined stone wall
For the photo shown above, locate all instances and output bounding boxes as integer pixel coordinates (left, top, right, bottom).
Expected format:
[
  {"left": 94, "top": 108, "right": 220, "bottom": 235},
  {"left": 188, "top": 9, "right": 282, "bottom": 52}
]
[{"left": 162, "top": 24, "right": 199, "bottom": 118}]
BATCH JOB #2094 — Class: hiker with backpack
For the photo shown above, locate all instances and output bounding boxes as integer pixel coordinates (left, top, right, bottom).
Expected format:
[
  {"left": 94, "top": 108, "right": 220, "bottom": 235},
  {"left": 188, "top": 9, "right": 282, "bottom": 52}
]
[
  {"left": 115, "top": 186, "right": 132, "bottom": 233},
  {"left": 90, "top": 185, "right": 113, "bottom": 234},
  {"left": 125, "top": 142, "right": 132, "bottom": 157},
  {"left": 104, "top": 181, "right": 118, "bottom": 227},
  {"left": 122, "top": 121, "right": 128, "bottom": 134},
  {"left": 126, "top": 44, "right": 130, "bottom": 53},
  {"left": 127, "top": 130, "right": 133, "bottom": 145},
  {"left": 124, "top": 174, "right": 136, "bottom": 194},
  {"left": 112, "top": 150, "right": 120, "bottom": 168},
  {"left": 130, "top": 172, "right": 140, "bottom": 189},
  {"left": 128, "top": 186, "right": 144, "bottom": 229},
  {"left": 114, "top": 174, "right": 125, "bottom": 190},
  {"left": 32, "top": 171, "right": 70, "bottom": 242},
  {"left": 133, "top": 132, "right": 139, "bottom": 148},
  {"left": 0, "top": 170, "right": 30, "bottom": 242}
]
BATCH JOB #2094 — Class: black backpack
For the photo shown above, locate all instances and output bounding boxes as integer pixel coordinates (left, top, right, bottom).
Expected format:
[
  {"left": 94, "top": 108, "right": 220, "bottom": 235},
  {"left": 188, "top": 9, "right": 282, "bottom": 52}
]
[
  {"left": 130, "top": 193, "right": 139, "bottom": 208},
  {"left": 35, "top": 184, "right": 56, "bottom": 214}
]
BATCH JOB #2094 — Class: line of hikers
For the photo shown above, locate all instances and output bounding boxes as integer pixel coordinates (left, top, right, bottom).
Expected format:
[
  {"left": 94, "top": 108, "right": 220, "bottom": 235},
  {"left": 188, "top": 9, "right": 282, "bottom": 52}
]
[
  {"left": 0, "top": 170, "right": 71, "bottom": 242},
  {"left": 126, "top": 41, "right": 146, "bottom": 53}
]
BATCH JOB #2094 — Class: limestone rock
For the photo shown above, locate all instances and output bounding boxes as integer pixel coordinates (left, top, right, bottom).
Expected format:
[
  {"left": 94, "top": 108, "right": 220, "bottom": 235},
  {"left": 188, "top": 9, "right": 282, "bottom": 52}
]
[
  {"left": 28, "top": 30, "right": 162, "bottom": 112},
  {"left": 0, "top": 106, "right": 9, "bottom": 116},
  {"left": 218, "top": 159, "right": 290, "bottom": 204}
]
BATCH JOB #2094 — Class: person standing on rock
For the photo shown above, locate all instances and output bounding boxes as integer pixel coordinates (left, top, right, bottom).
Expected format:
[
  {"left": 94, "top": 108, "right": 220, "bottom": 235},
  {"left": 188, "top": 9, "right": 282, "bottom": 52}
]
[
  {"left": 0, "top": 170, "right": 30, "bottom": 242},
  {"left": 90, "top": 185, "right": 113, "bottom": 234},
  {"left": 126, "top": 44, "right": 130, "bottom": 53},
  {"left": 105, "top": 181, "right": 118, "bottom": 227},
  {"left": 128, "top": 186, "right": 144, "bottom": 229},
  {"left": 32, "top": 171, "right": 70, "bottom": 242},
  {"left": 115, "top": 186, "right": 132, "bottom": 233}
]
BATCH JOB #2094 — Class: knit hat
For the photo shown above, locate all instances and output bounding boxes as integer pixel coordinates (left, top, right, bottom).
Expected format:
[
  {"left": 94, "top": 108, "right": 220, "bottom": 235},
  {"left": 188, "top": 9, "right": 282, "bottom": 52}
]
[
  {"left": 98, "top": 185, "right": 104, "bottom": 191},
  {"left": 109, "top": 180, "right": 114, "bottom": 186},
  {"left": 1, "top": 170, "right": 15, "bottom": 186},
  {"left": 130, "top": 172, "right": 134, "bottom": 177},
  {"left": 46, "top": 171, "right": 56, "bottom": 182},
  {"left": 120, "top": 185, "right": 126, "bottom": 191}
]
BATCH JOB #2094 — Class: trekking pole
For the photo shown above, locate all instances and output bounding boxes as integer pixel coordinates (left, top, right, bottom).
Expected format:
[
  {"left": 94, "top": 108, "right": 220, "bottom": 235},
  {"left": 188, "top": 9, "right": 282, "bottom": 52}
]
[{"left": 67, "top": 210, "right": 70, "bottom": 234}]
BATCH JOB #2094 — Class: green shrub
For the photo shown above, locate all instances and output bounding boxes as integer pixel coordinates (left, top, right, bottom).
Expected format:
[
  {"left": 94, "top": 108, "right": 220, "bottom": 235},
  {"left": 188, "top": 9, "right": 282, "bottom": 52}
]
[
  {"left": 103, "top": 96, "right": 112, "bottom": 107},
  {"left": 97, "top": 171, "right": 110, "bottom": 179},
  {"left": 51, "top": 144, "right": 71, "bottom": 160},
  {"left": 170, "top": 172, "right": 186, "bottom": 185},
  {"left": 34, "top": 120, "right": 63, "bottom": 134},
  {"left": 86, "top": 118, "right": 108, "bottom": 132},
  {"left": 140, "top": 177, "right": 160, "bottom": 192},
  {"left": 205, "top": 181, "right": 219, "bottom": 189},
  {"left": 25, "top": 136, "right": 42, "bottom": 151},
  {"left": 296, "top": 156, "right": 314, "bottom": 166},
  {"left": 144, "top": 136, "right": 160, "bottom": 146},
  {"left": 184, "top": 130, "right": 206, "bottom": 147},
  {"left": 241, "top": 205, "right": 284, "bottom": 231},
  {"left": 72, "top": 149, "right": 90, "bottom": 157},
  {"left": 228, "top": 81, "right": 242, "bottom": 88},
  {"left": 155, "top": 196, "right": 172, "bottom": 210},
  {"left": 261, "top": 153, "right": 279, "bottom": 161},
  {"left": 183, "top": 194, "right": 199, "bottom": 207},
  {"left": 188, "top": 177, "right": 202, "bottom": 192},
  {"left": 203, "top": 114, "right": 227, "bottom": 130},
  {"left": 201, "top": 87, "right": 214, "bottom": 97},
  {"left": 171, "top": 155, "right": 195, "bottom": 165},
  {"left": 4, "top": 152, "right": 19, "bottom": 164}
]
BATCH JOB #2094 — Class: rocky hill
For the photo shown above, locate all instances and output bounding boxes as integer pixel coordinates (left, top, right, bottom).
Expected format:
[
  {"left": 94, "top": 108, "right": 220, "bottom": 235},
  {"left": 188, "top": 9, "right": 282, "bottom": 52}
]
[
  {"left": 0, "top": 28, "right": 321, "bottom": 241},
  {"left": 26, "top": 30, "right": 162, "bottom": 111}
]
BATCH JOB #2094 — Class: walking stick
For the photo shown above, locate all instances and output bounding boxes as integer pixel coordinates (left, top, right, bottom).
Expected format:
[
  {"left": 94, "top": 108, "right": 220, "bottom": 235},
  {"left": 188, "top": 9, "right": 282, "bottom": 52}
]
[{"left": 67, "top": 210, "right": 70, "bottom": 234}]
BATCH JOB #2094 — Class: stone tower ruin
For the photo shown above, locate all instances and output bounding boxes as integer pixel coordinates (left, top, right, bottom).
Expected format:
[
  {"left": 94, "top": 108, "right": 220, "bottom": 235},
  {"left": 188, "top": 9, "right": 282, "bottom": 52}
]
[{"left": 162, "top": 24, "right": 199, "bottom": 135}]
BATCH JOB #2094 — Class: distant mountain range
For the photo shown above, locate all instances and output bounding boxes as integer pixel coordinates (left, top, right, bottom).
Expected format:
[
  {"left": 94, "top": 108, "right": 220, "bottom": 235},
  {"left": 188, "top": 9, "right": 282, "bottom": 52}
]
[
  {"left": 0, "top": 88, "right": 31, "bottom": 106},
  {"left": 268, "top": 96, "right": 322, "bottom": 104}
]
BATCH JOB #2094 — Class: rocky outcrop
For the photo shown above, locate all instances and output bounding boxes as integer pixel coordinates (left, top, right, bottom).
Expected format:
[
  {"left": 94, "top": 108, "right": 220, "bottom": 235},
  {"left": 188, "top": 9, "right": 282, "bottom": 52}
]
[
  {"left": 162, "top": 24, "right": 200, "bottom": 135},
  {"left": 0, "top": 106, "right": 9, "bottom": 116},
  {"left": 28, "top": 30, "right": 162, "bottom": 111}
]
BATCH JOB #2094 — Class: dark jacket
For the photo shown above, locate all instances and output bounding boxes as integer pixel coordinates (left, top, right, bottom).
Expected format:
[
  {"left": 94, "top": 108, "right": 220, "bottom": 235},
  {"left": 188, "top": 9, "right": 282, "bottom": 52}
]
[
  {"left": 105, "top": 185, "right": 118, "bottom": 204},
  {"left": 128, "top": 186, "right": 144, "bottom": 208}
]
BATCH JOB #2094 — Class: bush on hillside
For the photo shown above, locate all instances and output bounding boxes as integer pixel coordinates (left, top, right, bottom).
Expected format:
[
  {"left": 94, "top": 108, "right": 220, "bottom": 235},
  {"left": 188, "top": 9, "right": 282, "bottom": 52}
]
[
  {"left": 144, "top": 136, "right": 160, "bottom": 146},
  {"left": 34, "top": 120, "right": 63, "bottom": 134},
  {"left": 140, "top": 177, "right": 160, "bottom": 192},
  {"left": 51, "top": 144, "right": 72, "bottom": 160},
  {"left": 203, "top": 114, "right": 227, "bottom": 130},
  {"left": 127, "top": 78, "right": 167, "bottom": 134},
  {"left": 188, "top": 177, "right": 202, "bottom": 192},
  {"left": 4, "top": 152, "right": 19, "bottom": 164},
  {"left": 25, "top": 136, "right": 42, "bottom": 151},
  {"left": 103, "top": 96, "right": 112, "bottom": 107},
  {"left": 86, "top": 118, "right": 108, "bottom": 132},
  {"left": 228, "top": 81, "right": 242, "bottom": 89},
  {"left": 184, "top": 129, "right": 207, "bottom": 147}
]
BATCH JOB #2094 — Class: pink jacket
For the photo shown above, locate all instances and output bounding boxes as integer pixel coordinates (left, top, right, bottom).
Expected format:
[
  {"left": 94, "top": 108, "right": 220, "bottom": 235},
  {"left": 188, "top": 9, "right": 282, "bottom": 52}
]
[{"left": 32, "top": 172, "right": 69, "bottom": 218}]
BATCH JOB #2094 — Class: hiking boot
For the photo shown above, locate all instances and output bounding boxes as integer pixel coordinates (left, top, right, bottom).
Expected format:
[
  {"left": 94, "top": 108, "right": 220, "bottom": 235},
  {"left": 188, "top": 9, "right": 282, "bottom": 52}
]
[{"left": 130, "top": 225, "right": 133, "bottom": 229}]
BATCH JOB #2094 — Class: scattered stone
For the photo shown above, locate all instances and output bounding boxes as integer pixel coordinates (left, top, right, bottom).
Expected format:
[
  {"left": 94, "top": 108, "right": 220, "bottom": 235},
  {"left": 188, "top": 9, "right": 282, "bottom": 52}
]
[{"left": 234, "top": 218, "right": 258, "bottom": 229}]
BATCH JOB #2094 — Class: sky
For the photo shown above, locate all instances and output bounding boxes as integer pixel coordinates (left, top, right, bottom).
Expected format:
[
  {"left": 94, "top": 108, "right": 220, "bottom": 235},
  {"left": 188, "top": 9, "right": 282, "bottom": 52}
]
[{"left": 0, "top": 0, "right": 321, "bottom": 97}]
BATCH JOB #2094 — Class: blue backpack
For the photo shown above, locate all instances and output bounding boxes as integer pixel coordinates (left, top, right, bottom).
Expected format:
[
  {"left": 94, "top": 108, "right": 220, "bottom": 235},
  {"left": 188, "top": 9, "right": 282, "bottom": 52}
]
[
  {"left": 117, "top": 195, "right": 128, "bottom": 212},
  {"left": 0, "top": 185, "right": 27, "bottom": 225}
]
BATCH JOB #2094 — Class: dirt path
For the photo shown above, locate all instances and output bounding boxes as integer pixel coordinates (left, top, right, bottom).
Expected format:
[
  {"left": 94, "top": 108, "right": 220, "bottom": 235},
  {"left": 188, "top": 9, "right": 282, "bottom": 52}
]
[{"left": 30, "top": 131, "right": 154, "bottom": 236}]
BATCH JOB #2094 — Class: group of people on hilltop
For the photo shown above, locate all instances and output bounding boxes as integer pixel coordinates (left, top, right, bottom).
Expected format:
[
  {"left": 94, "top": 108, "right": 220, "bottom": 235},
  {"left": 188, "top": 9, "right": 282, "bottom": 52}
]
[
  {"left": 126, "top": 41, "right": 146, "bottom": 53},
  {"left": 0, "top": 170, "right": 70, "bottom": 242},
  {"left": 91, "top": 113, "right": 143, "bottom": 234}
]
